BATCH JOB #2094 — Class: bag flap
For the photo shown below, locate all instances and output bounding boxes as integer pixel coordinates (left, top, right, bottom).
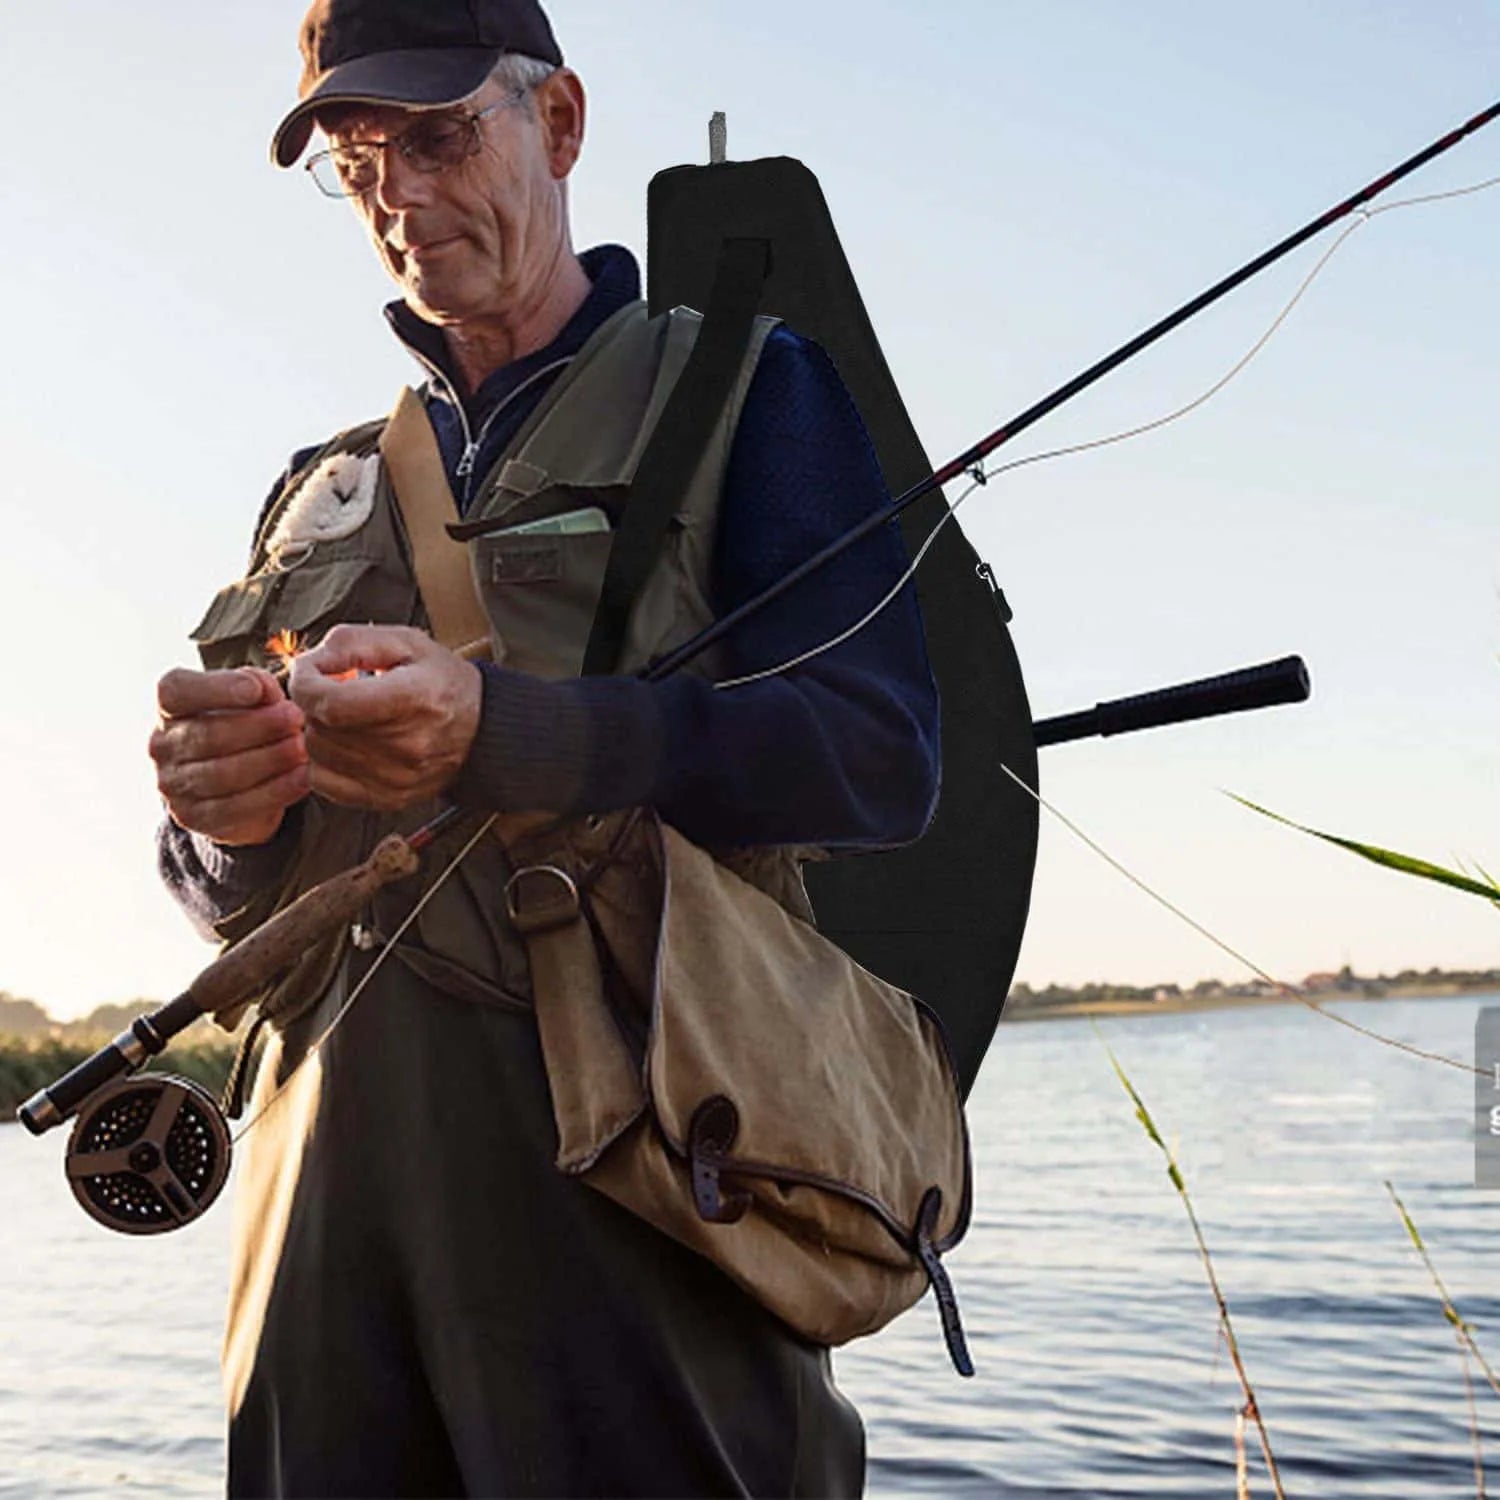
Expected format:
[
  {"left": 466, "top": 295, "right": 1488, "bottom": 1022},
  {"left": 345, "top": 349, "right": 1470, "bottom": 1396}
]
[{"left": 646, "top": 819, "right": 971, "bottom": 1251}]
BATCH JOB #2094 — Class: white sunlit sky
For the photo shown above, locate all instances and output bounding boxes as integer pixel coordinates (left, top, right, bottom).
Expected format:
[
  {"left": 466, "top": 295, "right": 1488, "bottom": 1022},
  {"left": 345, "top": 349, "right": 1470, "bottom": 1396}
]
[{"left": 1, "top": 2, "right": 1496, "bottom": 1022}]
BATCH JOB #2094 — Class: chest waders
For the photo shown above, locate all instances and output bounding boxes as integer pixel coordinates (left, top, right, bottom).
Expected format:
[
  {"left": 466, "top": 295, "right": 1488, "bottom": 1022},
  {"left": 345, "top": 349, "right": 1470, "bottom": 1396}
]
[
  {"left": 207, "top": 209, "right": 947, "bottom": 1494},
  {"left": 208, "top": 288, "right": 881, "bottom": 1495}
]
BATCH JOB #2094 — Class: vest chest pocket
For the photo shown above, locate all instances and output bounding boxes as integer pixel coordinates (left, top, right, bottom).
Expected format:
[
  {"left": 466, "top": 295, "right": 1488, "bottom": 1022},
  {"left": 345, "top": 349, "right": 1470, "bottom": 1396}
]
[
  {"left": 473, "top": 530, "right": 614, "bottom": 680},
  {"left": 191, "top": 557, "right": 386, "bottom": 671}
]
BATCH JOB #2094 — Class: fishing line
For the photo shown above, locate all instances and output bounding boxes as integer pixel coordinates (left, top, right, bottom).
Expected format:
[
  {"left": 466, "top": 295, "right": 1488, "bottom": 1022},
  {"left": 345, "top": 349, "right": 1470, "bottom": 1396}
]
[
  {"left": 998, "top": 761, "right": 1484, "bottom": 1078},
  {"left": 711, "top": 169, "right": 1500, "bottom": 692},
  {"left": 231, "top": 812, "right": 499, "bottom": 1142}
]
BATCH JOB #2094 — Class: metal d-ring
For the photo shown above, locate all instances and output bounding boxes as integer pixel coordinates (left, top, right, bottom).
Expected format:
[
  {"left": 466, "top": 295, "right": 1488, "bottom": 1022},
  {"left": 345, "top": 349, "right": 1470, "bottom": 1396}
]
[{"left": 505, "top": 863, "right": 581, "bottom": 934}]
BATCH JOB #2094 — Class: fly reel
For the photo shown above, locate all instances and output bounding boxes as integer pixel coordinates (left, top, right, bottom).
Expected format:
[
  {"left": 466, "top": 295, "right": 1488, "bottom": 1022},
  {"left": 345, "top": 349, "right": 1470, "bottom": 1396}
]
[{"left": 64, "top": 1074, "right": 231, "bottom": 1234}]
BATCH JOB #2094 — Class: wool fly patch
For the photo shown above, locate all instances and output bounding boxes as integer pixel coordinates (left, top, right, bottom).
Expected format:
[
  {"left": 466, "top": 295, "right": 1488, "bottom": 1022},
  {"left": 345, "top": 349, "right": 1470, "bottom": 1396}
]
[{"left": 266, "top": 452, "right": 379, "bottom": 565}]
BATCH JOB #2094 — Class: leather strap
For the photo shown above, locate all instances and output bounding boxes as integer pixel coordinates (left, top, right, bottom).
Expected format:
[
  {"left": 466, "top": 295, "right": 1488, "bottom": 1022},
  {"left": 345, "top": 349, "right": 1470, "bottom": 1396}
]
[
  {"left": 580, "top": 236, "right": 771, "bottom": 677},
  {"left": 507, "top": 846, "right": 648, "bottom": 1171},
  {"left": 915, "top": 1187, "right": 974, "bottom": 1377},
  {"left": 380, "top": 387, "right": 495, "bottom": 658}
]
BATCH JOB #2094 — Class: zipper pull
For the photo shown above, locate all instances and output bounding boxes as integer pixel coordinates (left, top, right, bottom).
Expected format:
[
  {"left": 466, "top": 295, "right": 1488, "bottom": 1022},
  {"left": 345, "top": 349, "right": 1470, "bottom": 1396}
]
[
  {"left": 975, "top": 560, "right": 1013, "bottom": 625},
  {"left": 455, "top": 441, "right": 479, "bottom": 480}
]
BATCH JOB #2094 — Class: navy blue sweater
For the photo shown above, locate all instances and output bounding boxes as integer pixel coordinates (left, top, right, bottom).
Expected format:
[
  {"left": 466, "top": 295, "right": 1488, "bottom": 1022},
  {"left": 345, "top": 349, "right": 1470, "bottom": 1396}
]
[{"left": 160, "top": 245, "right": 939, "bottom": 935}]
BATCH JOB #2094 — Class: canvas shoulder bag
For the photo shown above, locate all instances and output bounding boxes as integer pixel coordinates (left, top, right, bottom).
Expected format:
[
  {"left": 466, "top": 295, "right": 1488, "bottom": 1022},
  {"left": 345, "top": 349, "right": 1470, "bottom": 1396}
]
[
  {"left": 502, "top": 808, "right": 974, "bottom": 1373},
  {"left": 380, "top": 274, "right": 976, "bottom": 1374}
]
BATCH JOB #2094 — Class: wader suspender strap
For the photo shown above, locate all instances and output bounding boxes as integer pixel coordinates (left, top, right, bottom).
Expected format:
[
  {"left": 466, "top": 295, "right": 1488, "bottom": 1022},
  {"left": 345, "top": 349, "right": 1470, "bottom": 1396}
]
[
  {"left": 380, "top": 388, "right": 495, "bottom": 656},
  {"left": 579, "top": 236, "right": 771, "bottom": 677}
]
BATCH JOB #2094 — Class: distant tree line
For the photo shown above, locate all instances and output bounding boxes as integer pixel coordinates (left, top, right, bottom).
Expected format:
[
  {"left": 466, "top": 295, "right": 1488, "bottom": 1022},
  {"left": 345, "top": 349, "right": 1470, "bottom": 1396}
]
[
  {"left": 1008, "top": 965, "right": 1500, "bottom": 1011},
  {"left": 0, "top": 992, "right": 229, "bottom": 1041},
  {"left": 0, "top": 992, "right": 236, "bottom": 1122}
]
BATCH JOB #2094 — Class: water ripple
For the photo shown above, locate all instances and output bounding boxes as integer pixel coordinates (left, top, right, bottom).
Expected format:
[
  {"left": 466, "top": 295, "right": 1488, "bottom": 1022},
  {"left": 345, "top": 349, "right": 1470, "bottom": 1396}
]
[{"left": 5, "top": 993, "right": 1500, "bottom": 1497}]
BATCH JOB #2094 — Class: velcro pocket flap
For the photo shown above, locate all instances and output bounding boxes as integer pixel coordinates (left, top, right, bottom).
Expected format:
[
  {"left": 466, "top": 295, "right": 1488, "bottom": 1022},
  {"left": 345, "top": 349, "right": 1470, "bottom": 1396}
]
[
  {"left": 191, "top": 558, "right": 378, "bottom": 646},
  {"left": 190, "top": 572, "right": 279, "bottom": 645}
]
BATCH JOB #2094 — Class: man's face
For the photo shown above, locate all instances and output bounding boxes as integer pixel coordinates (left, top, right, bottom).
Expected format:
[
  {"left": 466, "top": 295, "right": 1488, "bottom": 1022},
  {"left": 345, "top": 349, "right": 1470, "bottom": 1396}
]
[{"left": 322, "top": 72, "right": 582, "bottom": 329}]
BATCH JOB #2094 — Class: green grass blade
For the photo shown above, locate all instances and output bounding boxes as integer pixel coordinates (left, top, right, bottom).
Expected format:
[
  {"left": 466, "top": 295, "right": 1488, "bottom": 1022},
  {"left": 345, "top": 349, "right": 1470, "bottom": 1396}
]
[
  {"left": 1096, "top": 1025, "right": 1287, "bottom": 1498},
  {"left": 1230, "top": 794, "right": 1500, "bottom": 903}
]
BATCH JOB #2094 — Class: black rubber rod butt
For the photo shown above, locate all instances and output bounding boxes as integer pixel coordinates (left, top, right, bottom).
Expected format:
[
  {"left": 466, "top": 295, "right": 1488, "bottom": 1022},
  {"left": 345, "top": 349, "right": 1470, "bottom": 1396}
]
[
  {"left": 16, "top": 996, "right": 193, "bottom": 1137},
  {"left": 1033, "top": 655, "right": 1311, "bottom": 748}
]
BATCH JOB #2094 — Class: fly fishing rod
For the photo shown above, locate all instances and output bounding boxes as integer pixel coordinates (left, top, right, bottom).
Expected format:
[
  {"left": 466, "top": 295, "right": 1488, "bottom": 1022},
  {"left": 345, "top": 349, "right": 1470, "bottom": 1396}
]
[
  {"left": 23, "top": 99, "right": 1491, "bottom": 1231},
  {"left": 1033, "top": 655, "right": 1311, "bottom": 748},
  {"left": 16, "top": 811, "right": 465, "bottom": 1229},
  {"left": 640, "top": 98, "right": 1500, "bottom": 686}
]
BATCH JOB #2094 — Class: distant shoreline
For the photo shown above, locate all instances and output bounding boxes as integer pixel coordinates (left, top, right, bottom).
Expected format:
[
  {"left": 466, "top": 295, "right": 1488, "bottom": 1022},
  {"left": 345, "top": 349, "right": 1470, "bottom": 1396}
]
[
  {"left": 4, "top": 983, "right": 1496, "bottom": 1124},
  {"left": 1003, "top": 983, "right": 1494, "bottom": 1024}
]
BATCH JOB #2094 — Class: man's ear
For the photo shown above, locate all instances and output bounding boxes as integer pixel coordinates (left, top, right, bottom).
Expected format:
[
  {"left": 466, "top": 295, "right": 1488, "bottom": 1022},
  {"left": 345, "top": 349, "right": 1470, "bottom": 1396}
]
[{"left": 538, "top": 67, "right": 586, "bottom": 180}]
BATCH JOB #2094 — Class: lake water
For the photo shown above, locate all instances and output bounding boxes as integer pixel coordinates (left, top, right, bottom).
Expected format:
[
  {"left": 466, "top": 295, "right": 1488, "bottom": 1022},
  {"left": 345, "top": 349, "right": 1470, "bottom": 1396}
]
[{"left": 2, "top": 994, "right": 1497, "bottom": 1498}]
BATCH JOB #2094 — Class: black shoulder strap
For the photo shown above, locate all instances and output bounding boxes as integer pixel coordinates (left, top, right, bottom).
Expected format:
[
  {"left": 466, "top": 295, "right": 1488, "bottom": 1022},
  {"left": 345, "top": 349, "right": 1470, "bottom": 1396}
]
[{"left": 580, "top": 236, "right": 771, "bottom": 677}]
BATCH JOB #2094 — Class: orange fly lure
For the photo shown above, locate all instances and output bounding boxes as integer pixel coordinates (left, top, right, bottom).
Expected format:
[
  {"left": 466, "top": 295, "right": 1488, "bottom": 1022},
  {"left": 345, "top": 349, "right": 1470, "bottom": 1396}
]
[{"left": 265, "top": 629, "right": 304, "bottom": 675}]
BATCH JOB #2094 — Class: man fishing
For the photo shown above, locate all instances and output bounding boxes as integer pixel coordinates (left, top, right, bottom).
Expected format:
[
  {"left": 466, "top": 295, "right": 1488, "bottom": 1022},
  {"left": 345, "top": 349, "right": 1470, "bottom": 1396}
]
[{"left": 151, "top": 1, "right": 940, "bottom": 1494}]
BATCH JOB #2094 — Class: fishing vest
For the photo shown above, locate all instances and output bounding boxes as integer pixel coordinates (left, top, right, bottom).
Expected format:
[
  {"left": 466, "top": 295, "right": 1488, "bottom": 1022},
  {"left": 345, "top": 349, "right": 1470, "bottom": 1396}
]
[
  {"left": 194, "top": 297, "right": 974, "bottom": 1368},
  {"left": 190, "top": 299, "right": 809, "bottom": 1027}
]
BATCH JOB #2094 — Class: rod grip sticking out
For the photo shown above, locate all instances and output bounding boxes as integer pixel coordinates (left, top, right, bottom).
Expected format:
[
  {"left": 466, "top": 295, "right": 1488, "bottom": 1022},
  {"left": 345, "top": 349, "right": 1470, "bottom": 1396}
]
[
  {"left": 19, "top": 834, "right": 421, "bottom": 1135},
  {"left": 184, "top": 833, "right": 420, "bottom": 1016},
  {"left": 1034, "top": 655, "right": 1311, "bottom": 747}
]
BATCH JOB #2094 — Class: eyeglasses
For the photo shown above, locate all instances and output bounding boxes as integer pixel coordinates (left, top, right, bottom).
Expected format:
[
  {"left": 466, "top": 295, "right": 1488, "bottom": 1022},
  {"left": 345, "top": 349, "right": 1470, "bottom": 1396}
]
[{"left": 305, "top": 93, "right": 523, "bottom": 199}]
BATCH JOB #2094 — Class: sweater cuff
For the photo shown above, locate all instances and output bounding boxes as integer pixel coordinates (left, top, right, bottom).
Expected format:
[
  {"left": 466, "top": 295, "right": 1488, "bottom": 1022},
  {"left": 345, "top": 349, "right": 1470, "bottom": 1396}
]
[
  {"left": 157, "top": 805, "right": 303, "bottom": 942},
  {"left": 448, "top": 664, "right": 666, "bottom": 815},
  {"left": 188, "top": 818, "right": 300, "bottom": 886}
]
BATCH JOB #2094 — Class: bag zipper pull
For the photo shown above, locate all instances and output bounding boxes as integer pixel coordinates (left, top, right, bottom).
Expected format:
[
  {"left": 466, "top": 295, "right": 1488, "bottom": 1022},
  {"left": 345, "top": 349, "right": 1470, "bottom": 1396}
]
[{"left": 456, "top": 440, "right": 480, "bottom": 479}]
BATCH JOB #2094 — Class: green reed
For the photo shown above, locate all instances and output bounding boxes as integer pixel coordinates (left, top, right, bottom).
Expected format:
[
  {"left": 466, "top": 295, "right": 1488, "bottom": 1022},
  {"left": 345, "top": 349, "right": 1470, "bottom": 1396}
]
[
  {"left": 1097, "top": 1027, "right": 1288, "bottom": 1499},
  {"left": 1386, "top": 1181, "right": 1496, "bottom": 1497}
]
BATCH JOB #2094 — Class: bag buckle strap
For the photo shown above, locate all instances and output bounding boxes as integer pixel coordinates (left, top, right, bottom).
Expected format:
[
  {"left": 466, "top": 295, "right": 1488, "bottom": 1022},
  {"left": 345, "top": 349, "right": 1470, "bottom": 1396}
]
[
  {"left": 505, "top": 864, "right": 581, "bottom": 935},
  {"left": 915, "top": 1186, "right": 975, "bottom": 1378},
  {"left": 220, "top": 1013, "right": 269, "bottom": 1122},
  {"left": 688, "top": 1095, "right": 752, "bottom": 1225}
]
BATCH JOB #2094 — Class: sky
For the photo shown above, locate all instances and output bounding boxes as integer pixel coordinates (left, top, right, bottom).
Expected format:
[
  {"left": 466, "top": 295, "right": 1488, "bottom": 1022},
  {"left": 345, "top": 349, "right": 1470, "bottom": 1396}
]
[{"left": 0, "top": 2, "right": 1496, "bottom": 1020}]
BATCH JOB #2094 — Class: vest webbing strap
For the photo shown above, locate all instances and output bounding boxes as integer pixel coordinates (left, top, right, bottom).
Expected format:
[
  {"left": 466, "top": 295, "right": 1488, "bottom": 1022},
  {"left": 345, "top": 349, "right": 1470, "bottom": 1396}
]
[
  {"left": 580, "top": 236, "right": 771, "bottom": 677},
  {"left": 380, "top": 386, "right": 495, "bottom": 657}
]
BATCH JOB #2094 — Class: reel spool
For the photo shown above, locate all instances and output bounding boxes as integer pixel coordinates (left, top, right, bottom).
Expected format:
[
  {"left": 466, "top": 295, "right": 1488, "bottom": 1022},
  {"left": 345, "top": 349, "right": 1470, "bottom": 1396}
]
[{"left": 64, "top": 1075, "right": 231, "bottom": 1234}]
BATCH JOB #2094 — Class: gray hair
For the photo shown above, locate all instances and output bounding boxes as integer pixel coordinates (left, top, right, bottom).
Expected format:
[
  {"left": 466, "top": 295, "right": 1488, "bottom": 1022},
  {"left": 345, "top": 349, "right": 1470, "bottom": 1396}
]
[{"left": 488, "top": 53, "right": 559, "bottom": 112}]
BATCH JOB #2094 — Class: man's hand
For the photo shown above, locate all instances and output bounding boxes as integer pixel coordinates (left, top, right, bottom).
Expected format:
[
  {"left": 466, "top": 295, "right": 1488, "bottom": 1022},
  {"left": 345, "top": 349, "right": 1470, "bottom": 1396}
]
[
  {"left": 288, "top": 624, "right": 482, "bottom": 811},
  {"left": 151, "top": 667, "right": 310, "bottom": 846}
]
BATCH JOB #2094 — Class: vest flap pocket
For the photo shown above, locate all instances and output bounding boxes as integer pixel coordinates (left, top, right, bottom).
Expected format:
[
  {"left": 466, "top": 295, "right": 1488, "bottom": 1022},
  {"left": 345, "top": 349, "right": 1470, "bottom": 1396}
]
[
  {"left": 191, "top": 557, "right": 381, "bottom": 672},
  {"left": 191, "top": 558, "right": 378, "bottom": 646},
  {"left": 190, "top": 572, "right": 280, "bottom": 645},
  {"left": 475, "top": 530, "right": 615, "bottom": 680},
  {"left": 273, "top": 557, "right": 379, "bottom": 632}
]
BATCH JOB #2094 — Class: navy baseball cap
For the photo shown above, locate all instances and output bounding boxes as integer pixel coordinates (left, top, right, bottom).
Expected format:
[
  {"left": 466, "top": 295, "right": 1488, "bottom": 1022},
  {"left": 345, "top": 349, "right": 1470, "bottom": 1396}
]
[{"left": 271, "top": 0, "right": 564, "bottom": 167}]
